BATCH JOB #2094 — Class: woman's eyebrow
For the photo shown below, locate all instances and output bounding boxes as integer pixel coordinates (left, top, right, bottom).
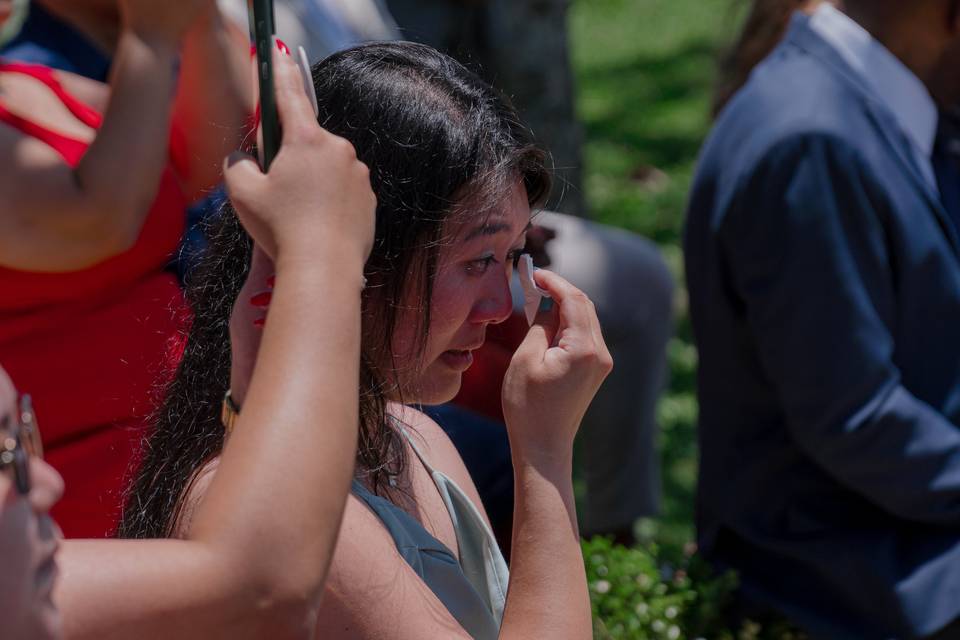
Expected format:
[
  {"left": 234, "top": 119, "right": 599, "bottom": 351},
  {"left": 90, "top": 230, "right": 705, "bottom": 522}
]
[
  {"left": 464, "top": 222, "right": 512, "bottom": 241},
  {"left": 464, "top": 220, "right": 533, "bottom": 241}
]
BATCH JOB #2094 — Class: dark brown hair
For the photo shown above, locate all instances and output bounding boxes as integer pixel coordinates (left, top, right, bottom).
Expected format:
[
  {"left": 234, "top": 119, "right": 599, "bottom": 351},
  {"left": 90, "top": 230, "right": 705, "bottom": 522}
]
[{"left": 713, "top": 0, "right": 812, "bottom": 117}]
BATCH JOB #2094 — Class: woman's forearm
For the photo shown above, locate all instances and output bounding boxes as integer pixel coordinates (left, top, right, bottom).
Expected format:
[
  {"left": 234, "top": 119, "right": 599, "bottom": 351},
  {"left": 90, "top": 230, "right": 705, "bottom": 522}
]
[
  {"left": 174, "top": 7, "right": 253, "bottom": 200},
  {"left": 190, "top": 248, "right": 364, "bottom": 602},
  {"left": 499, "top": 454, "right": 593, "bottom": 640},
  {"left": 57, "top": 254, "right": 364, "bottom": 640}
]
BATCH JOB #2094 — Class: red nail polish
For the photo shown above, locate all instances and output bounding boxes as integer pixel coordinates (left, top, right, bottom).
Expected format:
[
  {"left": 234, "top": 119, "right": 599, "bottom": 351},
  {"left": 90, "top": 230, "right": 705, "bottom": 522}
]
[
  {"left": 276, "top": 38, "right": 291, "bottom": 55},
  {"left": 267, "top": 275, "right": 276, "bottom": 288},
  {"left": 250, "top": 292, "right": 272, "bottom": 307},
  {"left": 253, "top": 318, "right": 266, "bottom": 328}
]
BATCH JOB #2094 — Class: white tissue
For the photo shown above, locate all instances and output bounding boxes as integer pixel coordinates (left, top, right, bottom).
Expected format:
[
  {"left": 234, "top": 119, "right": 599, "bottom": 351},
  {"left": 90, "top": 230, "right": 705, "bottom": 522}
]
[{"left": 518, "top": 254, "right": 550, "bottom": 325}]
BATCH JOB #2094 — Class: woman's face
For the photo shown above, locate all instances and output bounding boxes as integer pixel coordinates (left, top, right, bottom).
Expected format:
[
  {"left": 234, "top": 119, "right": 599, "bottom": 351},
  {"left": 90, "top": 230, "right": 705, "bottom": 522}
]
[
  {"left": 390, "top": 182, "right": 531, "bottom": 405},
  {"left": 0, "top": 367, "right": 64, "bottom": 640}
]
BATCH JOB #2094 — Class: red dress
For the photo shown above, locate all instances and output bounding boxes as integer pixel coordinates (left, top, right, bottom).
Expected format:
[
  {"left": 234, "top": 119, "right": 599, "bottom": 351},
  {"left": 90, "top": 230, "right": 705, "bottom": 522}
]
[{"left": 0, "top": 61, "right": 189, "bottom": 538}]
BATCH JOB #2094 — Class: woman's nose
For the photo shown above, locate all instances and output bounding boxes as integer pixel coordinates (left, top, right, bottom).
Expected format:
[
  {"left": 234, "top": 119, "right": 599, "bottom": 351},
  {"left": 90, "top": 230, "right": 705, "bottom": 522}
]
[
  {"left": 471, "top": 269, "right": 514, "bottom": 325},
  {"left": 28, "top": 458, "right": 64, "bottom": 515}
]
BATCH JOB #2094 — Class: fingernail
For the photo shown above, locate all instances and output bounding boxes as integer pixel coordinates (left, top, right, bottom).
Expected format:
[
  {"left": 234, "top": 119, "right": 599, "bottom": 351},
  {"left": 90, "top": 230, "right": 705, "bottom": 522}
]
[
  {"left": 266, "top": 275, "right": 276, "bottom": 288},
  {"left": 250, "top": 292, "right": 272, "bottom": 307},
  {"left": 531, "top": 267, "right": 551, "bottom": 297},
  {"left": 253, "top": 317, "right": 266, "bottom": 328},
  {"left": 274, "top": 37, "right": 291, "bottom": 56}
]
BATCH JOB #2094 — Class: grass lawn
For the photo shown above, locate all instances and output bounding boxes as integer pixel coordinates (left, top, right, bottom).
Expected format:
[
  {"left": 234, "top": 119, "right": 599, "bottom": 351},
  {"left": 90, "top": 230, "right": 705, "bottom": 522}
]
[{"left": 569, "top": 0, "right": 746, "bottom": 550}]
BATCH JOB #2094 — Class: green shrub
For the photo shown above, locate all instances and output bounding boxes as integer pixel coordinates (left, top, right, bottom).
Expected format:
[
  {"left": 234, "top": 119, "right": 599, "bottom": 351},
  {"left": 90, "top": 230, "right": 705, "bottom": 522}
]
[{"left": 583, "top": 536, "right": 808, "bottom": 640}]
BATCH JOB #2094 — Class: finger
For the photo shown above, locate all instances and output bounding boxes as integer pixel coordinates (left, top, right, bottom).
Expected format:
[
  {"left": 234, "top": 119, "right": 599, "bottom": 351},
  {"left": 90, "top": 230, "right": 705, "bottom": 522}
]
[
  {"left": 0, "top": 366, "right": 15, "bottom": 418},
  {"left": 533, "top": 269, "right": 594, "bottom": 334},
  {"left": 28, "top": 459, "right": 63, "bottom": 514},
  {"left": 514, "top": 303, "right": 559, "bottom": 361},
  {"left": 271, "top": 39, "right": 320, "bottom": 140},
  {"left": 584, "top": 292, "right": 605, "bottom": 348},
  {"left": 223, "top": 151, "right": 266, "bottom": 205}
]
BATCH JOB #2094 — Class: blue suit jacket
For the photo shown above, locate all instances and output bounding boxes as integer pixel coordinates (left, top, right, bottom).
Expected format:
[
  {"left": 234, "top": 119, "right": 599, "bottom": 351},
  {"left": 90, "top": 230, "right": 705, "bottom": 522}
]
[{"left": 685, "top": 14, "right": 960, "bottom": 639}]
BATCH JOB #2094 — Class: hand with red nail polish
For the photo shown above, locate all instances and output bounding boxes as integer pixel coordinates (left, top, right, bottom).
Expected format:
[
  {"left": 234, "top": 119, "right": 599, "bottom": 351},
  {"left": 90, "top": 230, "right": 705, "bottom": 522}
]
[{"left": 249, "top": 291, "right": 273, "bottom": 308}]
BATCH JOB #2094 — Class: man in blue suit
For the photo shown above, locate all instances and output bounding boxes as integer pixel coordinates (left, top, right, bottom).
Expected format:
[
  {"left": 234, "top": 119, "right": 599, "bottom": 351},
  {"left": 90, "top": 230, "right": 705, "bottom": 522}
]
[{"left": 685, "top": 1, "right": 960, "bottom": 637}]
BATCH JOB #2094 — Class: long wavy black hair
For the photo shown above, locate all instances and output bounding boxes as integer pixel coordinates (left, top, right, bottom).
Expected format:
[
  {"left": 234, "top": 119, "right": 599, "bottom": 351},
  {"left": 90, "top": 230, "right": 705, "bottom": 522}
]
[{"left": 117, "top": 41, "right": 550, "bottom": 539}]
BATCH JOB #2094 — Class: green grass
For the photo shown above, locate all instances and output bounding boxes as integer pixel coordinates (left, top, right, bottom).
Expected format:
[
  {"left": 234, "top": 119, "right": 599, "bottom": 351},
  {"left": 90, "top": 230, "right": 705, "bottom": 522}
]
[{"left": 570, "top": 0, "right": 745, "bottom": 550}]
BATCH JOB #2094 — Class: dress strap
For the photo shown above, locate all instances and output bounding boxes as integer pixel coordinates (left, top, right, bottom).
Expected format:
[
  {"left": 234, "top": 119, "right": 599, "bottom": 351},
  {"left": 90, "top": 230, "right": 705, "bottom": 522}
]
[
  {"left": 396, "top": 422, "right": 440, "bottom": 476},
  {"left": 0, "top": 60, "right": 101, "bottom": 165},
  {"left": 393, "top": 418, "right": 509, "bottom": 626},
  {"left": 0, "top": 60, "right": 102, "bottom": 127}
]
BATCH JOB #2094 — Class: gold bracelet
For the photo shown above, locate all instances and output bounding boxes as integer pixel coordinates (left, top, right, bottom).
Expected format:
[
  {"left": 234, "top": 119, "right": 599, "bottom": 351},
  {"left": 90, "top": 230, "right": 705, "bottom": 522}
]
[{"left": 221, "top": 389, "right": 241, "bottom": 434}]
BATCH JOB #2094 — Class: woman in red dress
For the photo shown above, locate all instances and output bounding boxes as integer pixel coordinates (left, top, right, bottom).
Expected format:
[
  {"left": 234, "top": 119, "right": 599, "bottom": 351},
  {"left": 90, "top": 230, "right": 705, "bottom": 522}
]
[{"left": 0, "top": 0, "right": 251, "bottom": 537}]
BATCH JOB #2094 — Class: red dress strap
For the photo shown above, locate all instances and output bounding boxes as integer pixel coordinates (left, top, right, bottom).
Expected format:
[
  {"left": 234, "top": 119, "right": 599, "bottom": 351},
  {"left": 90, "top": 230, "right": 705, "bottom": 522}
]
[
  {"left": 0, "top": 61, "right": 103, "bottom": 165},
  {"left": 0, "top": 60, "right": 102, "bottom": 126}
]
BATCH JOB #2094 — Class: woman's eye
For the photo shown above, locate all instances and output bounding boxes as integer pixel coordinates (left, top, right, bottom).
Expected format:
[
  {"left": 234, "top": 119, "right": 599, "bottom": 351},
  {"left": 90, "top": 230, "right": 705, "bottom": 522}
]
[
  {"left": 465, "top": 248, "right": 526, "bottom": 277},
  {"left": 508, "top": 249, "right": 524, "bottom": 270},
  {"left": 466, "top": 255, "right": 497, "bottom": 276}
]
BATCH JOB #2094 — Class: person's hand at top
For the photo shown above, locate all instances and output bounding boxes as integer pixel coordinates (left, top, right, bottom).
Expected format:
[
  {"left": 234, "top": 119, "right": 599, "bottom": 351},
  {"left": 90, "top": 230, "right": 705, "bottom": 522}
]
[
  {"left": 224, "top": 43, "right": 376, "bottom": 270},
  {"left": 501, "top": 269, "right": 613, "bottom": 468},
  {"left": 119, "top": 0, "right": 217, "bottom": 47}
]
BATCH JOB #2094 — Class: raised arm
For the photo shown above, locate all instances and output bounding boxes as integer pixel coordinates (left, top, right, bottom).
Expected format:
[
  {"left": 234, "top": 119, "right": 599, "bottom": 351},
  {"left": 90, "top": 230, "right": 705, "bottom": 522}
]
[
  {"left": 172, "top": 3, "right": 254, "bottom": 202},
  {"left": 499, "top": 269, "right": 612, "bottom": 640},
  {"left": 0, "top": 0, "right": 216, "bottom": 272},
  {"left": 54, "top": 48, "right": 376, "bottom": 640}
]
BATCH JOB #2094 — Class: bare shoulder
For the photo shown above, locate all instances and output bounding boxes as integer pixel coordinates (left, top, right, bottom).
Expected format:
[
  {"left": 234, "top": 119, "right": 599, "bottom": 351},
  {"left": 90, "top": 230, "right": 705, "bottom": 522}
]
[{"left": 389, "top": 403, "right": 493, "bottom": 528}]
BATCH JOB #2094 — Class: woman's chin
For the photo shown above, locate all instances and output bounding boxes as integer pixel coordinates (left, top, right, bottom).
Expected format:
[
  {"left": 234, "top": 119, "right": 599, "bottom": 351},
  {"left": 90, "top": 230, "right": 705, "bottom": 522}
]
[{"left": 408, "top": 372, "right": 464, "bottom": 407}]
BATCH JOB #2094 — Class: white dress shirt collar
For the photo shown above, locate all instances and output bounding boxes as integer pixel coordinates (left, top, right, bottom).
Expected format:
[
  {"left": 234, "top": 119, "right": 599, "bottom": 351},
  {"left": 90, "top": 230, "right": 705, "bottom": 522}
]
[{"left": 809, "top": 4, "right": 938, "bottom": 183}]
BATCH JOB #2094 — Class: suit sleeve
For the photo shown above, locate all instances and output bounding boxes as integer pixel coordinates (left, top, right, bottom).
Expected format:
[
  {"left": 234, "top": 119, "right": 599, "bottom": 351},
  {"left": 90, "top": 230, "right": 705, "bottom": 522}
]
[{"left": 720, "top": 132, "right": 960, "bottom": 524}]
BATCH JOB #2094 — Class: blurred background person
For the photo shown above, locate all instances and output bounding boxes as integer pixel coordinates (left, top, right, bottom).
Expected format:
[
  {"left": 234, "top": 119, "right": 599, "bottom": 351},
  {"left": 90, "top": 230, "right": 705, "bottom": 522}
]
[
  {"left": 0, "top": 0, "right": 250, "bottom": 538},
  {"left": 712, "top": 0, "right": 831, "bottom": 117},
  {"left": 686, "top": 0, "right": 960, "bottom": 636}
]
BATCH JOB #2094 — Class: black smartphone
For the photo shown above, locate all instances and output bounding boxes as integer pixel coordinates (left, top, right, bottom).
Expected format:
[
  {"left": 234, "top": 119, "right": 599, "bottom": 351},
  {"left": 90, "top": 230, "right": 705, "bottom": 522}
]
[{"left": 249, "top": 0, "right": 280, "bottom": 170}]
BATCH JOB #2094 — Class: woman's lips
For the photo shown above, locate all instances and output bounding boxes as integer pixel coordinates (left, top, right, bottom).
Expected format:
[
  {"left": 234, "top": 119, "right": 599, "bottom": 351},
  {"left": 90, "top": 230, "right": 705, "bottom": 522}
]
[{"left": 439, "top": 349, "right": 475, "bottom": 371}]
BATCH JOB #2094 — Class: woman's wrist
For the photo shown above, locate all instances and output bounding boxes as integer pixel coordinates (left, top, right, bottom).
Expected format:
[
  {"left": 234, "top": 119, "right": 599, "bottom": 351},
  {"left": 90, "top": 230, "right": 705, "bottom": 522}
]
[
  {"left": 274, "top": 240, "right": 368, "bottom": 283},
  {"left": 510, "top": 444, "right": 574, "bottom": 480}
]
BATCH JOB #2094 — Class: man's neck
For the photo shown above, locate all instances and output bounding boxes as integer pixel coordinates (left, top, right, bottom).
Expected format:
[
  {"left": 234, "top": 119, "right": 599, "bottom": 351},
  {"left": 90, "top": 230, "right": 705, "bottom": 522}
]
[{"left": 36, "top": 0, "right": 120, "bottom": 54}]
